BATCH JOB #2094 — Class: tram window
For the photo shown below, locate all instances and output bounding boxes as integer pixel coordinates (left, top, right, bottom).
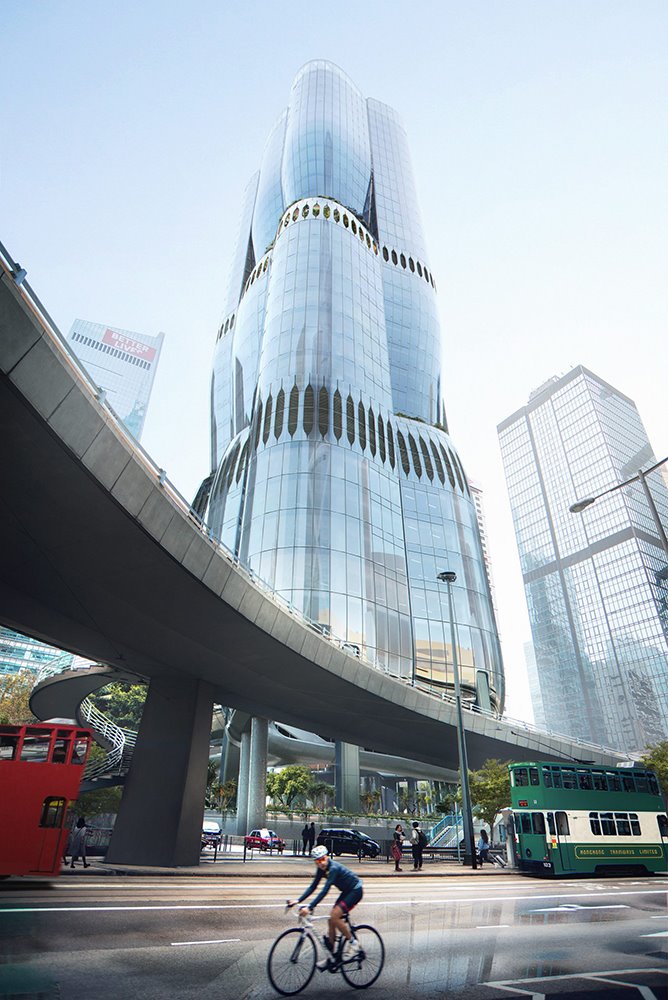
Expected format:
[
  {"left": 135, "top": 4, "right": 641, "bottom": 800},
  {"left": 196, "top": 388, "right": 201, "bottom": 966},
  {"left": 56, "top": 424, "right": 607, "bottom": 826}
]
[
  {"left": 592, "top": 771, "right": 607, "bottom": 791},
  {"left": 634, "top": 773, "right": 648, "bottom": 793},
  {"left": 39, "top": 797, "right": 66, "bottom": 828},
  {"left": 622, "top": 774, "right": 635, "bottom": 793},
  {"left": 72, "top": 738, "right": 88, "bottom": 764},
  {"left": 555, "top": 812, "right": 570, "bottom": 836},
  {"left": 629, "top": 813, "right": 641, "bottom": 836},
  {"left": 600, "top": 812, "right": 615, "bottom": 835},
  {"left": 514, "top": 768, "right": 529, "bottom": 786},
  {"left": 561, "top": 768, "right": 577, "bottom": 789},
  {"left": 648, "top": 774, "right": 660, "bottom": 796},
  {"left": 52, "top": 738, "right": 70, "bottom": 764},
  {"left": 529, "top": 767, "right": 540, "bottom": 786},
  {"left": 589, "top": 812, "right": 601, "bottom": 836},
  {"left": 20, "top": 735, "right": 50, "bottom": 762},
  {"left": 606, "top": 771, "right": 621, "bottom": 792},
  {"left": 532, "top": 812, "right": 546, "bottom": 835},
  {"left": 551, "top": 768, "right": 562, "bottom": 788},
  {"left": 657, "top": 815, "right": 668, "bottom": 838},
  {"left": 547, "top": 813, "right": 556, "bottom": 835},
  {"left": 519, "top": 814, "right": 532, "bottom": 834},
  {"left": 0, "top": 735, "right": 18, "bottom": 760},
  {"left": 577, "top": 770, "right": 593, "bottom": 790},
  {"left": 542, "top": 768, "right": 553, "bottom": 787},
  {"left": 615, "top": 813, "right": 631, "bottom": 836}
]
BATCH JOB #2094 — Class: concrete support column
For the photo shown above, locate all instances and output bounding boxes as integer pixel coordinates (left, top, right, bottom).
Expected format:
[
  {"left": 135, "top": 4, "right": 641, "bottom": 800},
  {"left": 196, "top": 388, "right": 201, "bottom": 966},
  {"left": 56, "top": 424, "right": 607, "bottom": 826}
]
[
  {"left": 235, "top": 730, "right": 251, "bottom": 835},
  {"left": 220, "top": 730, "right": 240, "bottom": 785},
  {"left": 106, "top": 674, "right": 213, "bottom": 867},
  {"left": 246, "top": 717, "right": 268, "bottom": 830},
  {"left": 407, "top": 778, "right": 418, "bottom": 814},
  {"left": 335, "top": 741, "right": 360, "bottom": 813}
]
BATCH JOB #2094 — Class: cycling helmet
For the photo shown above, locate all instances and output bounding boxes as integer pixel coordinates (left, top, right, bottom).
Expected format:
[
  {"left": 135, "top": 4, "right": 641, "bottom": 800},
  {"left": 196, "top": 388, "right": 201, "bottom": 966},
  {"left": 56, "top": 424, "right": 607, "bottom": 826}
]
[{"left": 312, "top": 845, "right": 329, "bottom": 860}]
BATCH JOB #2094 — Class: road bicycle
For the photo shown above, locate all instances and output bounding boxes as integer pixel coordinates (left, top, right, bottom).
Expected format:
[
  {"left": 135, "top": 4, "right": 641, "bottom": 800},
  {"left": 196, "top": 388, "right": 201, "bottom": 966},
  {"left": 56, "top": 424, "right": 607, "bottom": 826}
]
[{"left": 267, "top": 904, "right": 385, "bottom": 995}]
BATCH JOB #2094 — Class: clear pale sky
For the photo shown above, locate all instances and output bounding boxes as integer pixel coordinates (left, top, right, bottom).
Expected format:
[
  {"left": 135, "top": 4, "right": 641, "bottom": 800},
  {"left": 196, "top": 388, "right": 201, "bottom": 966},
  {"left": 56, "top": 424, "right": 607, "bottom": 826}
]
[{"left": 2, "top": 1, "right": 666, "bottom": 724}]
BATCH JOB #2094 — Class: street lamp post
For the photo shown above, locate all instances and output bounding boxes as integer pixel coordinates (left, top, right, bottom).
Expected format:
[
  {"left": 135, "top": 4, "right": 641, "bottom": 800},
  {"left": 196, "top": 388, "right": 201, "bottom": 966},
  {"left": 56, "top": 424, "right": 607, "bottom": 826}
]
[
  {"left": 569, "top": 456, "right": 668, "bottom": 562},
  {"left": 437, "top": 570, "right": 477, "bottom": 870}
]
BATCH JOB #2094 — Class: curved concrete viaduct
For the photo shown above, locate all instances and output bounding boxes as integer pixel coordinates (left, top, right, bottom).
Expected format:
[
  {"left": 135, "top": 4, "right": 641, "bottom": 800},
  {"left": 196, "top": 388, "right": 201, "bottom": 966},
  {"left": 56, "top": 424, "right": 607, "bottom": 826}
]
[{"left": 0, "top": 255, "right": 630, "bottom": 865}]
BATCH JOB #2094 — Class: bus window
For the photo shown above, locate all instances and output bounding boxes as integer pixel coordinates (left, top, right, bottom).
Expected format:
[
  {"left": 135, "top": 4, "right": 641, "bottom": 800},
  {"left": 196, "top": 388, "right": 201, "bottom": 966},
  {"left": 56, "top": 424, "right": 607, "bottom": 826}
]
[
  {"left": 562, "top": 768, "right": 576, "bottom": 789},
  {"left": 0, "top": 735, "right": 18, "bottom": 760},
  {"left": 529, "top": 767, "right": 540, "bottom": 786},
  {"left": 52, "top": 738, "right": 70, "bottom": 764},
  {"left": 592, "top": 771, "right": 607, "bottom": 791},
  {"left": 542, "top": 767, "right": 553, "bottom": 787},
  {"left": 547, "top": 812, "right": 556, "bottom": 835},
  {"left": 577, "top": 770, "right": 593, "bottom": 790},
  {"left": 648, "top": 774, "right": 660, "bottom": 796},
  {"left": 615, "top": 813, "right": 631, "bottom": 836},
  {"left": 532, "top": 812, "right": 546, "bottom": 835},
  {"left": 589, "top": 812, "right": 601, "bottom": 835},
  {"left": 20, "top": 734, "right": 50, "bottom": 762},
  {"left": 629, "top": 813, "right": 641, "bottom": 836},
  {"left": 519, "top": 814, "right": 532, "bottom": 834},
  {"left": 515, "top": 768, "right": 529, "bottom": 787},
  {"left": 606, "top": 771, "right": 621, "bottom": 792},
  {"left": 634, "top": 773, "right": 648, "bottom": 793},
  {"left": 658, "top": 815, "right": 668, "bottom": 838},
  {"left": 39, "top": 797, "right": 66, "bottom": 828},
  {"left": 72, "top": 738, "right": 88, "bottom": 764},
  {"left": 622, "top": 774, "right": 635, "bottom": 793},
  {"left": 555, "top": 812, "right": 570, "bottom": 836},
  {"left": 600, "top": 812, "right": 615, "bottom": 835}
]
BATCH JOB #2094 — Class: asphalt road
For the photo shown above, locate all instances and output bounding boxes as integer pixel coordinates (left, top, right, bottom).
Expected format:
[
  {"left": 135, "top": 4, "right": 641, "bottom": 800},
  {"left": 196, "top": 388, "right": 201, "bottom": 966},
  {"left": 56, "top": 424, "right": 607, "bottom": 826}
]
[{"left": 0, "top": 872, "right": 666, "bottom": 999}]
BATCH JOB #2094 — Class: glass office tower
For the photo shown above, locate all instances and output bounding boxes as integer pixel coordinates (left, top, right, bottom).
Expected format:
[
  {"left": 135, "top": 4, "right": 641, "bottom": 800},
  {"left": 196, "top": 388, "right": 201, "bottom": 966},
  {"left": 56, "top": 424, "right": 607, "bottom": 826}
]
[
  {"left": 498, "top": 366, "right": 668, "bottom": 751},
  {"left": 201, "top": 62, "right": 504, "bottom": 710}
]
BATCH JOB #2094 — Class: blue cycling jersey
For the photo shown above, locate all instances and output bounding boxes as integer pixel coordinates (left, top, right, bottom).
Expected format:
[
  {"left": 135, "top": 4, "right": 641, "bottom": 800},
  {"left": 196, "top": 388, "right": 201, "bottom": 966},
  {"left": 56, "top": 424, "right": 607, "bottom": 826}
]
[{"left": 298, "top": 859, "right": 362, "bottom": 910}]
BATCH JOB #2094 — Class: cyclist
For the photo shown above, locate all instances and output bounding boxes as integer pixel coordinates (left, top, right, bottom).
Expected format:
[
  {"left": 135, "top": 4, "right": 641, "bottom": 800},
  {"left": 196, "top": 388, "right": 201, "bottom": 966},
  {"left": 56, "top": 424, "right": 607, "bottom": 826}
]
[{"left": 287, "top": 844, "right": 363, "bottom": 968}]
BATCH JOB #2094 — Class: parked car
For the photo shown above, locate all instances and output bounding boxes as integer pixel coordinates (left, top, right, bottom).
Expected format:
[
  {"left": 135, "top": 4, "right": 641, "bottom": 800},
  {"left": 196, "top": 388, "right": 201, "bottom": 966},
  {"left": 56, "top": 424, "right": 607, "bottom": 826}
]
[
  {"left": 317, "top": 828, "right": 380, "bottom": 858},
  {"left": 244, "top": 828, "right": 285, "bottom": 853},
  {"left": 201, "top": 820, "right": 222, "bottom": 850}
]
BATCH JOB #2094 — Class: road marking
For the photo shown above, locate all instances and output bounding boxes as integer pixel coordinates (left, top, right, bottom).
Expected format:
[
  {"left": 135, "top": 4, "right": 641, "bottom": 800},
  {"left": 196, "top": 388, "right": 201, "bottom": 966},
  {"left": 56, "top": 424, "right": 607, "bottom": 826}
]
[
  {"left": 640, "top": 930, "right": 668, "bottom": 938},
  {"left": 530, "top": 904, "right": 629, "bottom": 912},
  {"left": 171, "top": 938, "right": 241, "bottom": 946},
  {"left": 475, "top": 924, "right": 510, "bottom": 929},
  {"left": 650, "top": 914, "right": 668, "bottom": 918}
]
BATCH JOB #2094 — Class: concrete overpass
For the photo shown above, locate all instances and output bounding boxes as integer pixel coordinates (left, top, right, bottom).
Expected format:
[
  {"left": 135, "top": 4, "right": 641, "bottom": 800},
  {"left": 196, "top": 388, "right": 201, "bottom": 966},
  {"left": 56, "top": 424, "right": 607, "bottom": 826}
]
[{"left": 0, "top": 245, "right": 631, "bottom": 866}]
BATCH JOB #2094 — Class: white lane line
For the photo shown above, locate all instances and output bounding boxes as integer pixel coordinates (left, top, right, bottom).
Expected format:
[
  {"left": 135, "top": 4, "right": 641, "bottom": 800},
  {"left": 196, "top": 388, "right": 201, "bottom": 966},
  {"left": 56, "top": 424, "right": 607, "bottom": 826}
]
[
  {"left": 171, "top": 938, "right": 241, "bottom": 947},
  {"left": 475, "top": 924, "right": 510, "bottom": 929},
  {"left": 650, "top": 914, "right": 668, "bottom": 918},
  {"left": 640, "top": 930, "right": 668, "bottom": 938},
  {"left": 531, "top": 904, "right": 629, "bottom": 912}
]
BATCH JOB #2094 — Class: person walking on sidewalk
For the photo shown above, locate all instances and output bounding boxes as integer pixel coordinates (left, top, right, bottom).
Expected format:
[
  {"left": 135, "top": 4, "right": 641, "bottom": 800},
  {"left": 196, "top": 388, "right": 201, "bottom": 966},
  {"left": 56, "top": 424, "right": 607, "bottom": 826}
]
[
  {"left": 392, "top": 824, "right": 404, "bottom": 872},
  {"left": 410, "top": 821, "right": 426, "bottom": 871},
  {"left": 301, "top": 824, "right": 309, "bottom": 856},
  {"left": 69, "top": 817, "right": 90, "bottom": 869},
  {"left": 307, "top": 822, "right": 316, "bottom": 855}
]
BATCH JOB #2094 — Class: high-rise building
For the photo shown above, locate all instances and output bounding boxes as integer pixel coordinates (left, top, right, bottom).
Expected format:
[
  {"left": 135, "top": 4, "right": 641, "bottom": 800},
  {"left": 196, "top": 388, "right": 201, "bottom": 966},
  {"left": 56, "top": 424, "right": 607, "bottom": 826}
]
[
  {"left": 498, "top": 365, "right": 668, "bottom": 751},
  {"left": 0, "top": 320, "right": 164, "bottom": 678},
  {"left": 198, "top": 62, "right": 504, "bottom": 710},
  {"left": 469, "top": 479, "right": 497, "bottom": 615},
  {"left": 67, "top": 319, "right": 164, "bottom": 440}
]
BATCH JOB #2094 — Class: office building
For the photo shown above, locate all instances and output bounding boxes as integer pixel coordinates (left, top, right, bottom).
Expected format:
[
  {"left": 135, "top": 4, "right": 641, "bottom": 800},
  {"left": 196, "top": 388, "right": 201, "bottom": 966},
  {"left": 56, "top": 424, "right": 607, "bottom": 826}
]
[
  {"left": 198, "top": 62, "right": 504, "bottom": 710},
  {"left": 498, "top": 366, "right": 668, "bottom": 751},
  {"left": 67, "top": 319, "right": 164, "bottom": 440}
]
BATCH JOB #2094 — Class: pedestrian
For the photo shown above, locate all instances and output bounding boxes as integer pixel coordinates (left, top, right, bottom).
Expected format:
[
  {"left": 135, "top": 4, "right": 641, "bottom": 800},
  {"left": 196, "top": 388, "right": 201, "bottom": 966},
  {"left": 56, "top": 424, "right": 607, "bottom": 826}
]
[
  {"left": 410, "top": 820, "right": 426, "bottom": 870},
  {"left": 69, "top": 817, "right": 90, "bottom": 869},
  {"left": 477, "top": 829, "right": 490, "bottom": 865},
  {"left": 391, "top": 823, "right": 404, "bottom": 872},
  {"left": 301, "top": 823, "right": 309, "bottom": 856},
  {"left": 308, "top": 822, "right": 316, "bottom": 855}
]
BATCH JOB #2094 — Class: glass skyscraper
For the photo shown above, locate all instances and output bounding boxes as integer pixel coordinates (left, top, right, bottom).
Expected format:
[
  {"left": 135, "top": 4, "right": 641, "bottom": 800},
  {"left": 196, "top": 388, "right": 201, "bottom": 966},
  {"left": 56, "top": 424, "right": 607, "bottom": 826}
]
[
  {"left": 198, "top": 62, "right": 504, "bottom": 710},
  {"left": 498, "top": 366, "right": 668, "bottom": 751}
]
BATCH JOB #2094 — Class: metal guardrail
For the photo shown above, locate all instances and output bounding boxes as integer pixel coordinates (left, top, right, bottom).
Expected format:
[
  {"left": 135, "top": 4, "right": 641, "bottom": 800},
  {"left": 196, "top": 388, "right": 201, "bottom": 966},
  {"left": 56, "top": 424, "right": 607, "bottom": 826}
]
[
  {"left": 79, "top": 696, "right": 137, "bottom": 781},
  {"left": 1, "top": 238, "right": 636, "bottom": 766}
]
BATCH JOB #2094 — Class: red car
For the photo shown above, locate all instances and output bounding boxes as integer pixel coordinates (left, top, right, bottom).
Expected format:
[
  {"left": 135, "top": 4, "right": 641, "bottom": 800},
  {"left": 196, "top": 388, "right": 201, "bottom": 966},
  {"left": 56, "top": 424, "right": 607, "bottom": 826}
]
[{"left": 244, "top": 828, "right": 285, "bottom": 852}]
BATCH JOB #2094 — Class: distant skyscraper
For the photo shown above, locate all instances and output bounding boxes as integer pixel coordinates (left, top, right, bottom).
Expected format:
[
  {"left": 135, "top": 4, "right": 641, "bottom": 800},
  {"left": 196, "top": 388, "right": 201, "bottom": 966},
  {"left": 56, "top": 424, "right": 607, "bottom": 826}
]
[
  {"left": 523, "top": 640, "right": 544, "bottom": 729},
  {"left": 0, "top": 320, "right": 164, "bottom": 677},
  {"left": 198, "top": 61, "right": 504, "bottom": 710},
  {"left": 498, "top": 365, "right": 668, "bottom": 751},
  {"left": 67, "top": 319, "right": 164, "bottom": 440},
  {"left": 469, "top": 480, "right": 497, "bottom": 615}
]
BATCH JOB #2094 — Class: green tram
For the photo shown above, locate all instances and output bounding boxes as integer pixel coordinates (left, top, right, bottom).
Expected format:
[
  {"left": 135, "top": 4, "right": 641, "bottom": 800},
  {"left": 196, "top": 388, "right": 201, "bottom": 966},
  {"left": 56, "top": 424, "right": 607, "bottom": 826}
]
[{"left": 509, "top": 762, "right": 668, "bottom": 877}]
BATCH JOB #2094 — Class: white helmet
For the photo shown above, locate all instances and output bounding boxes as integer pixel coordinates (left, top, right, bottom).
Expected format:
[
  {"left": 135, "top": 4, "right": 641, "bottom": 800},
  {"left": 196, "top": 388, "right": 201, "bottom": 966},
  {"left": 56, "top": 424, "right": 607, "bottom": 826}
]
[{"left": 312, "top": 845, "right": 329, "bottom": 860}]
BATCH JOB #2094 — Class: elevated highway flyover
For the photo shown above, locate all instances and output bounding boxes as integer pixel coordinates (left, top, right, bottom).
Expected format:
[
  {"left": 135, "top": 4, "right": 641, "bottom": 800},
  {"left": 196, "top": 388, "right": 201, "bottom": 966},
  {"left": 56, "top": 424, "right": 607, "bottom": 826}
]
[{"left": 0, "top": 245, "right": 631, "bottom": 866}]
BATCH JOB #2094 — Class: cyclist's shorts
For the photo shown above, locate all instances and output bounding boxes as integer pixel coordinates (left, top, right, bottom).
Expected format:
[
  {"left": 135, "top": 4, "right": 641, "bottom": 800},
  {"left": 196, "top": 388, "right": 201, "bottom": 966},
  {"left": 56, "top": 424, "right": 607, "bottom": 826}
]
[{"left": 335, "top": 886, "right": 363, "bottom": 913}]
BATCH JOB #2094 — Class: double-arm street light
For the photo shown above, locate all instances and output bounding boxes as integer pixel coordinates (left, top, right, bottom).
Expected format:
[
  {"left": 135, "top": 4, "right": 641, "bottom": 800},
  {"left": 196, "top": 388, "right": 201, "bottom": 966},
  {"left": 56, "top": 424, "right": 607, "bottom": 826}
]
[
  {"left": 569, "top": 456, "right": 668, "bottom": 562},
  {"left": 436, "top": 570, "right": 477, "bottom": 870}
]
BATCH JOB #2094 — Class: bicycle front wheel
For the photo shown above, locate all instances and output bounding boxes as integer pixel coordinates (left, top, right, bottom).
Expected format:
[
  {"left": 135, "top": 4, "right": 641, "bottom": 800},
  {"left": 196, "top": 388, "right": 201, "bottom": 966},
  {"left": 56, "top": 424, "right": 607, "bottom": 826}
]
[
  {"left": 267, "top": 929, "right": 316, "bottom": 996},
  {"left": 340, "top": 924, "right": 385, "bottom": 989}
]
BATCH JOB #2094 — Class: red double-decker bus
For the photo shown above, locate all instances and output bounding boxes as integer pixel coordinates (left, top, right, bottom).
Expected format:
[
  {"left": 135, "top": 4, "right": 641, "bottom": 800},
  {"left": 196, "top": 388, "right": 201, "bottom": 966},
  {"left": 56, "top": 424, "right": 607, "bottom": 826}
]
[{"left": 0, "top": 721, "right": 92, "bottom": 877}]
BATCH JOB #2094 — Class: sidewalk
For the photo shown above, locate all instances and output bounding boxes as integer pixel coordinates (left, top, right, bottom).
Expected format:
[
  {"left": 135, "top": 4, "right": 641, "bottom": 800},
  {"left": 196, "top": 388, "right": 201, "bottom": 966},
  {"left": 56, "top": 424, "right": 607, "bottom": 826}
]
[{"left": 67, "top": 854, "right": 516, "bottom": 878}]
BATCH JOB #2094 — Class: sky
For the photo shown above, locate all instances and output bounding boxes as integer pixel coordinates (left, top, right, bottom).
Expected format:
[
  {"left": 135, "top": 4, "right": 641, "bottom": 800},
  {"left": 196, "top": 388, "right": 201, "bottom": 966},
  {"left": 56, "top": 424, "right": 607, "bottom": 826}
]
[{"left": 2, "top": 1, "right": 666, "bottom": 724}]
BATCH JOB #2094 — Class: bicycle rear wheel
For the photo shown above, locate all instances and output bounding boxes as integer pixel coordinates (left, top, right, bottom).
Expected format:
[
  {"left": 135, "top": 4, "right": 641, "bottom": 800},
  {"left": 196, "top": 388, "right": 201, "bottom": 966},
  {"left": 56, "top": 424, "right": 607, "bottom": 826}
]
[
  {"left": 340, "top": 924, "right": 385, "bottom": 989},
  {"left": 267, "top": 928, "right": 316, "bottom": 996}
]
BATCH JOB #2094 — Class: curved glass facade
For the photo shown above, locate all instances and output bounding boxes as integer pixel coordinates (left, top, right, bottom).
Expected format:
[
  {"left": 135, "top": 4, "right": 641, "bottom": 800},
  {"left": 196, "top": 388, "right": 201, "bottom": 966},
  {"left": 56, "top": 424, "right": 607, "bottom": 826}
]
[{"left": 207, "top": 63, "right": 505, "bottom": 711}]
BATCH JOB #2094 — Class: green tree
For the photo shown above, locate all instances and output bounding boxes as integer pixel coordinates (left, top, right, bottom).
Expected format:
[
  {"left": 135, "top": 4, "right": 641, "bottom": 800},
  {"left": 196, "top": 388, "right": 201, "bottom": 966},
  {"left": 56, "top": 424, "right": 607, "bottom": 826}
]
[
  {"left": 218, "top": 779, "right": 237, "bottom": 815},
  {"left": 641, "top": 741, "right": 668, "bottom": 799},
  {"left": 467, "top": 758, "right": 511, "bottom": 829},
  {"left": 266, "top": 765, "right": 313, "bottom": 809},
  {"left": 308, "top": 780, "right": 334, "bottom": 812},
  {"left": 89, "top": 682, "right": 147, "bottom": 730},
  {"left": 205, "top": 759, "right": 221, "bottom": 809},
  {"left": 360, "top": 790, "right": 381, "bottom": 814},
  {"left": 0, "top": 669, "right": 38, "bottom": 725},
  {"left": 73, "top": 783, "right": 122, "bottom": 819}
]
